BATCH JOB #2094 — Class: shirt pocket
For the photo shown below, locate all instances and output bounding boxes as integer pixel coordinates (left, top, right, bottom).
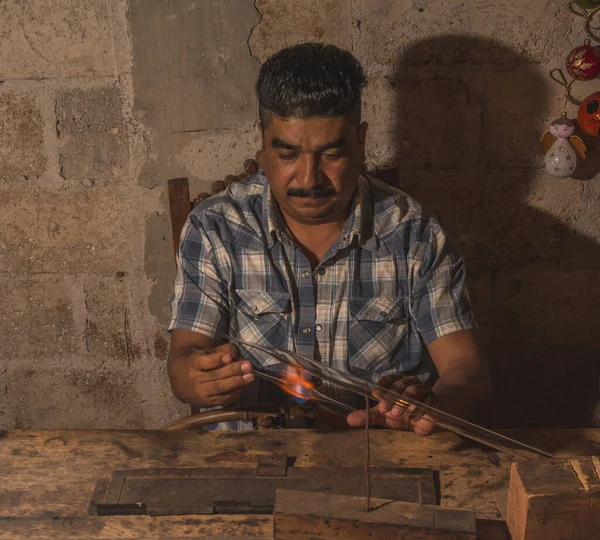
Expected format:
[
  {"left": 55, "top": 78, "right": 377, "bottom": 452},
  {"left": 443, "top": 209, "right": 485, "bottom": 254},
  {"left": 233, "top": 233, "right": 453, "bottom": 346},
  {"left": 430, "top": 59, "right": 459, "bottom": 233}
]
[
  {"left": 232, "top": 290, "right": 291, "bottom": 363},
  {"left": 347, "top": 296, "right": 408, "bottom": 377}
]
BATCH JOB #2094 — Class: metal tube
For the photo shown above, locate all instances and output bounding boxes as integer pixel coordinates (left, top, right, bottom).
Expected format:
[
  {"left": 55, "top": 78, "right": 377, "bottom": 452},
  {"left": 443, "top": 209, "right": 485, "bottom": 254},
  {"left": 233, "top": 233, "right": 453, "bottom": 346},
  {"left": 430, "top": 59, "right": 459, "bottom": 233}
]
[{"left": 161, "top": 409, "right": 278, "bottom": 431}]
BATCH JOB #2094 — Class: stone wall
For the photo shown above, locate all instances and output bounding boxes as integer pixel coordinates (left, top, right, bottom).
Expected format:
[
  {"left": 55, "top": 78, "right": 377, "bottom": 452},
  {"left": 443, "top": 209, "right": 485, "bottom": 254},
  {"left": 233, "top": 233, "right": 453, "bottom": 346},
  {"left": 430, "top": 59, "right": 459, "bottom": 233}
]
[
  {"left": 0, "top": 0, "right": 185, "bottom": 428},
  {"left": 1, "top": 0, "right": 598, "bottom": 429}
]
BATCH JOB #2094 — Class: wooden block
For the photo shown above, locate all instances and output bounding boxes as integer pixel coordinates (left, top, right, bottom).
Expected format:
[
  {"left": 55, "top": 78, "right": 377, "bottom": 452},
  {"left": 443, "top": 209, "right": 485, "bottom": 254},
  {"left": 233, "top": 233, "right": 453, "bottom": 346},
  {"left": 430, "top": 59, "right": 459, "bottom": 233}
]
[
  {"left": 506, "top": 456, "right": 600, "bottom": 540},
  {"left": 273, "top": 489, "right": 477, "bottom": 539},
  {"left": 167, "top": 177, "right": 191, "bottom": 259}
]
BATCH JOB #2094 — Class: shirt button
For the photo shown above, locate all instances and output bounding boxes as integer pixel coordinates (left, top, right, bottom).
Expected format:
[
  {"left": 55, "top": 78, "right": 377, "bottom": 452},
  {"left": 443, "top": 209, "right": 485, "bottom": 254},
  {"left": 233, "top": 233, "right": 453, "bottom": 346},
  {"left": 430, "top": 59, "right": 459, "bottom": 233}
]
[
  {"left": 318, "top": 268, "right": 325, "bottom": 276},
  {"left": 379, "top": 311, "right": 388, "bottom": 319},
  {"left": 302, "top": 271, "right": 310, "bottom": 278},
  {"left": 302, "top": 327, "right": 311, "bottom": 334},
  {"left": 315, "top": 324, "right": 323, "bottom": 332}
]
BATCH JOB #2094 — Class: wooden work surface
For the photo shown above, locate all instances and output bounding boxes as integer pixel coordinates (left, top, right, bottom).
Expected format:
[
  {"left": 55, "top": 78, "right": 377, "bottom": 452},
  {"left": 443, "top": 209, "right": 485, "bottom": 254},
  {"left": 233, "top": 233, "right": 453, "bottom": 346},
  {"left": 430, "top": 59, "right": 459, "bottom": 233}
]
[{"left": 1, "top": 428, "right": 599, "bottom": 539}]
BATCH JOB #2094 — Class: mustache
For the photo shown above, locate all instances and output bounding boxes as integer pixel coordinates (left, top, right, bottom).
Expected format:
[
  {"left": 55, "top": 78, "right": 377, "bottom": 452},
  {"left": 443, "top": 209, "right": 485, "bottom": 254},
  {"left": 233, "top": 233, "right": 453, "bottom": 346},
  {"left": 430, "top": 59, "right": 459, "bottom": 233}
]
[{"left": 287, "top": 186, "right": 336, "bottom": 198}]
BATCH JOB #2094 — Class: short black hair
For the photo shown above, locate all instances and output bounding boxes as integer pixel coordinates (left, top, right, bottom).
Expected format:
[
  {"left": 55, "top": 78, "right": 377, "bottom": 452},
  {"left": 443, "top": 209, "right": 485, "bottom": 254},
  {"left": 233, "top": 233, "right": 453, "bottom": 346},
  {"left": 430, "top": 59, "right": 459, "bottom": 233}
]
[{"left": 256, "top": 42, "right": 367, "bottom": 127}]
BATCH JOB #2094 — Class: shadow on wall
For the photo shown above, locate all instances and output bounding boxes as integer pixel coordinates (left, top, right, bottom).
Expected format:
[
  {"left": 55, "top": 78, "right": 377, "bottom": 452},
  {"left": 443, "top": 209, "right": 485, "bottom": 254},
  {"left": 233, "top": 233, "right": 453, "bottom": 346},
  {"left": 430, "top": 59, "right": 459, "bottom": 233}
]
[{"left": 393, "top": 35, "right": 600, "bottom": 429}]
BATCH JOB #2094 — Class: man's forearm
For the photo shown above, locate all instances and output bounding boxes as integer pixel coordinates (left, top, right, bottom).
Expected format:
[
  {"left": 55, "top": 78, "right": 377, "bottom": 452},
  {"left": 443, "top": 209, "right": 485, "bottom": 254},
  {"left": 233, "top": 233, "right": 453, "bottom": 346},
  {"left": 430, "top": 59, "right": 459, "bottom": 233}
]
[
  {"left": 424, "top": 330, "right": 492, "bottom": 423},
  {"left": 167, "top": 350, "right": 197, "bottom": 405},
  {"left": 430, "top": 364, "right": 492, "bottom": 421},
  {"left": 167, "top": 331, "right": 217, "bottom": 405}
]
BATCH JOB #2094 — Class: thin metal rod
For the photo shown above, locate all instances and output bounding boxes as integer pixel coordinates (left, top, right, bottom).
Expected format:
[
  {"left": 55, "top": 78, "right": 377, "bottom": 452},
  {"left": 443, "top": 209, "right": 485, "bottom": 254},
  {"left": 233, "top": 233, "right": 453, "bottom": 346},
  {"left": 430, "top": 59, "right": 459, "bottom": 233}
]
[{"left": 364, "top": 388, "right": 371, "bottom": 512}]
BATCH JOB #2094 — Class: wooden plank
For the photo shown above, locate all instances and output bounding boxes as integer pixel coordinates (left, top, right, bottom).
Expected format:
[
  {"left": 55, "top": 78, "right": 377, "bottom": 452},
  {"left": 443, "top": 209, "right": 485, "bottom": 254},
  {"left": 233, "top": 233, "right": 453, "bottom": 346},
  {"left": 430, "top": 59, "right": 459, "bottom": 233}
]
[
  {"left": 0, "top": 515, "right": 272, "bottom": 539},
  {"left": 167, "top": 177, "right": 191, "bottom": 259},
  {"left": 0, "top": 516, "right": 512, "bottom": 540},
  {"left": 273, "top": 489, "right": 477, "bottom": 539},
  {"left": 506, "top": 456, "right": 600, "bottom": 540}
]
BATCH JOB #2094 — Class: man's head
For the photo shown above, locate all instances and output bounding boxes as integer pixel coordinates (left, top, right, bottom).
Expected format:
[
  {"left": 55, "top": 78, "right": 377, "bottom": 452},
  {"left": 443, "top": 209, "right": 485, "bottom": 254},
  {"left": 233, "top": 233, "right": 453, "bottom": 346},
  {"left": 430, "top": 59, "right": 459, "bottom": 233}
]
[{"left": 255, "top": 43, "right": 368, "bottom": 225}]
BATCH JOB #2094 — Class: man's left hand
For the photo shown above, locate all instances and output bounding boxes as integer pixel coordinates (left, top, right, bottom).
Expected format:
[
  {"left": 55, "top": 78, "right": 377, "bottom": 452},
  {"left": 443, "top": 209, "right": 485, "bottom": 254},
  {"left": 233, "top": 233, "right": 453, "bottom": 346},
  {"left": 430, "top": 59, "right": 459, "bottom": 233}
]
[{"left": 346, "top": 376, "right": 436, "bottom": 436}]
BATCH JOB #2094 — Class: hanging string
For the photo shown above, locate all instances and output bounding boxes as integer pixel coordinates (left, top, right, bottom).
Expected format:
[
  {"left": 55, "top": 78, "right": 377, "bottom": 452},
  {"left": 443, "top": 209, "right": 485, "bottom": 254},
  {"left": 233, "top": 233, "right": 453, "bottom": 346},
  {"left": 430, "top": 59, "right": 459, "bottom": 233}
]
[
  {"left": 569, "top": 3, "right": 600, "bottom": 44},
  {"left": 550, "top": 68, "right": 582, "bottom": 107}
]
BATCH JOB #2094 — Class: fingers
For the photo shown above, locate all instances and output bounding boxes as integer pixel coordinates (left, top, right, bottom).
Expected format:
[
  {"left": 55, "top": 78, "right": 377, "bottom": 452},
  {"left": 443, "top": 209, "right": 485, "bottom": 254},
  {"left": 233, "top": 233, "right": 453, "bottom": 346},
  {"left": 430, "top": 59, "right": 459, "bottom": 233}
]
[
  {"left": 346, "top": 409, "right": 367, "bottom": 427},
  {"left": 210, "top": 361, "right": 253, "bottom": 382},
  {"left": 373, "top": 387, "right": 398, "bottom": 415},
  {"left": 346, "top": 408, "right": 385, "bottom": 428},
  {"left": 348, "top": 384, "right": 435, "bottom": 433},
  {"left": 377, "top": 374, "right": 421, "bottom": 392},
  {"left": 384, "top": 407, "right": 412, "bottom": 431},
  {"left": 194, "top": 357, "right": 255, "bottom": 397},
  {"left": 347, "top": 406, "right": 435, "bottom": 434},
  {"left": 411, "top": 416, "right": 436, "bottom": 436},
  {"left": 184, "top": 343, "right": 255, "bottom": 407},
  {"left": 374, "top": 388, "right": 408, "bottom": 416},
  {"left": 200, "top": 388, "right": 244, "bottom": 407},
  {"left": 192, "top": 365, "right": 255, "bottom": 407},
  {"left": 217, "top": 343, "right": 239, "bottom": 357},
  {"left": 203, "top": 373, "right": 254, "bottom": 397},
  {"left": 189, "top": 349, "right": 226, "bottom": 371},
  {"left": 385, "top": 383, "right": 436, "bottom": 432},
  {"left": 189, "top": 344, "right": 241, "bottom": 371}
]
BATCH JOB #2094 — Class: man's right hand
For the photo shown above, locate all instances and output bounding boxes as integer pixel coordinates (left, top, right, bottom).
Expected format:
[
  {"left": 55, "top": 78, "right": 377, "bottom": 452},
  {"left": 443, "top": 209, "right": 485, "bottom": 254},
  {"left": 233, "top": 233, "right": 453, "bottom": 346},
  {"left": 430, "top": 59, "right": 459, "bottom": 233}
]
[{"left": 168, "top": 336, "right": 255, "bottom": 408}]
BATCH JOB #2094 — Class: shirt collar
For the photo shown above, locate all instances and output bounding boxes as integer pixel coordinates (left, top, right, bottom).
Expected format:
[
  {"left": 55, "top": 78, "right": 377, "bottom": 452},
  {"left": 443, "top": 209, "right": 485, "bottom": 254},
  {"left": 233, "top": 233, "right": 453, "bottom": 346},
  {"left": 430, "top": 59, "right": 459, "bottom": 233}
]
[
  {"left": 262, "top": 179, "right": 289, "bottom": 249},
  {"left": 261, "top": 173, "right": 378, "bottom": 252},
  {"left": 356, "top": 174, "right": 378, "bottom": 252}
]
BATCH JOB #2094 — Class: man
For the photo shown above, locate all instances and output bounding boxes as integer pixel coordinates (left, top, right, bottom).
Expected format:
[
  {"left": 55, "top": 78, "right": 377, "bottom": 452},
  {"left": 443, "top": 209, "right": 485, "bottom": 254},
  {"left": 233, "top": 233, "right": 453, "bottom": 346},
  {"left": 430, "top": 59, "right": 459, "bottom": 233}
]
[{"left": 167, "top": 43, "right": 491, "bottom": 434}]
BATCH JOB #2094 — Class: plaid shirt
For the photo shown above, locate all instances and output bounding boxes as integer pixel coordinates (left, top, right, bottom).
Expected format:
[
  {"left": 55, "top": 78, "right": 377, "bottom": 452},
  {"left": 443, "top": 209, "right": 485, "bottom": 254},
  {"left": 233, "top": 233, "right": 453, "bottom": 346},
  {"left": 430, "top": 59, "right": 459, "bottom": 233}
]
[{"left": 169, "top": 172, "right": 477, "bottom": 429}]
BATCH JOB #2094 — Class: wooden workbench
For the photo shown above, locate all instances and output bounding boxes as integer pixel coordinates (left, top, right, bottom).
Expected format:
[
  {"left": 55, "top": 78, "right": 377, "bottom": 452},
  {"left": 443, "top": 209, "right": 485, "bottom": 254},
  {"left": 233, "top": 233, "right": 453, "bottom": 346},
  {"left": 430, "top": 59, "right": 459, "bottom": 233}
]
[{"left": 1, "top": 428, "right": 599, "bottom": 539}]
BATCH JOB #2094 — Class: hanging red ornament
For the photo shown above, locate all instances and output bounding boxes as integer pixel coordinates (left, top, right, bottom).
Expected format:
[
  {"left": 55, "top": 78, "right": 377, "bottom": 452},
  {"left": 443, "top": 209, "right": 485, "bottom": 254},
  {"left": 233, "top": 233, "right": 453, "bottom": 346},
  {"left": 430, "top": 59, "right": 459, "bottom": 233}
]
[
  {"left": 566, "top": 39, "right": 600, "bottom": 81},
  {"left": 578, "top": 91, "right": 600, "bottom": 136}
]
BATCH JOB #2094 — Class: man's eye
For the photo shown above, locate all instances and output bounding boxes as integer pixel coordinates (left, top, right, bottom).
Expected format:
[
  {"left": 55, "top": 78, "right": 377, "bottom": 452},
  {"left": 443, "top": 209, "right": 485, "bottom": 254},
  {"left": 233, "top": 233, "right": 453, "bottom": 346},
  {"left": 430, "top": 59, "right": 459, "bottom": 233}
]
[
  {"left": 323, "top": 152, "right": 343, "bottom": 161},
  {"left": 279, "top": 154, "right": 297, "bottom": 161}
]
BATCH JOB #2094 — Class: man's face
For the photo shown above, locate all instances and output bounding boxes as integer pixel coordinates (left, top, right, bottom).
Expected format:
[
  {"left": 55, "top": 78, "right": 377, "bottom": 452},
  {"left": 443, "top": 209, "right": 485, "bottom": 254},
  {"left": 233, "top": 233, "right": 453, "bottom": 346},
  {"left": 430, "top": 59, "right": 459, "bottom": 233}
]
[{"left": 259, "top": 115, "right": 368, "bottom": 225}]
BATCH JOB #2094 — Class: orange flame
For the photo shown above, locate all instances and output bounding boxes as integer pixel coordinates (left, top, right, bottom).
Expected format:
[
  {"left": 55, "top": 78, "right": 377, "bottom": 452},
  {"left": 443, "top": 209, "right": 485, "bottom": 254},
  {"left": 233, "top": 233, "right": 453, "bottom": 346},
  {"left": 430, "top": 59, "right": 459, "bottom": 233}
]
[{"left": 279, "top": 369, "right": 315, "bottom": 401}]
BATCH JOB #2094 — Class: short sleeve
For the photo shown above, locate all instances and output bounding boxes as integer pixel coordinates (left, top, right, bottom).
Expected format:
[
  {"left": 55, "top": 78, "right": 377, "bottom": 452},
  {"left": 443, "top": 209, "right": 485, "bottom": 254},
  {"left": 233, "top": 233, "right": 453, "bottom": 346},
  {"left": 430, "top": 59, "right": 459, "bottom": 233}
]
[
  {"left": 408, "top": 217, "right": 477, "bottom": 344},
  {"left": 168, "top": 215, "right": 230, "bottom": 338}
]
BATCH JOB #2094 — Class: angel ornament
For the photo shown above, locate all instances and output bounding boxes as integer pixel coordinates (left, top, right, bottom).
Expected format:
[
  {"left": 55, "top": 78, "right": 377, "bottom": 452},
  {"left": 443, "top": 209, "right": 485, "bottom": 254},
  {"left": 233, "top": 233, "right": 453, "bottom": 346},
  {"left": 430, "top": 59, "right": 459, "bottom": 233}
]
[{"left": 541, "top": 113, "right": 586, "bottom": 178}]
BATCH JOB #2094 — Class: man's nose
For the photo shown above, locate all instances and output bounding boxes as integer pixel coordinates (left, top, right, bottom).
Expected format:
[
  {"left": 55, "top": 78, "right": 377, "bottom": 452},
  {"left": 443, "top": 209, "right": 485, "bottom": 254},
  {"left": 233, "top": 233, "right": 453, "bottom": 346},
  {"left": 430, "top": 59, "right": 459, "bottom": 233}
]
[{"left": 296, "top": 154, "right": 322, "bottom": 188}]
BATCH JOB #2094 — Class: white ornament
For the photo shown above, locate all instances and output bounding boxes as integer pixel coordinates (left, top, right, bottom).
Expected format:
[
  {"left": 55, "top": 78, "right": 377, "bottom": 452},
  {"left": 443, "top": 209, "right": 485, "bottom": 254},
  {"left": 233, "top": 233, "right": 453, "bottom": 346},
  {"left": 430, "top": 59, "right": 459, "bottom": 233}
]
[
  {"left": 540, "top": 113, "right": 586, "bottom": 179},
  {"left": 544, "top": 139, "right": 577, "bottom": 178}
]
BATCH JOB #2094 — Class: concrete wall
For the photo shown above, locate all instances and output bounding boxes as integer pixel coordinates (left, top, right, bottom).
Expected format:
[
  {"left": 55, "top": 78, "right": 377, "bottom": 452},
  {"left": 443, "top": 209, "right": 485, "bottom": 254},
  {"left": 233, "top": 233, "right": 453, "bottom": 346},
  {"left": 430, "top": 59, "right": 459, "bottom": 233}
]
[{"left": 1, "top": 0, "right": 598, "bottom": 429}]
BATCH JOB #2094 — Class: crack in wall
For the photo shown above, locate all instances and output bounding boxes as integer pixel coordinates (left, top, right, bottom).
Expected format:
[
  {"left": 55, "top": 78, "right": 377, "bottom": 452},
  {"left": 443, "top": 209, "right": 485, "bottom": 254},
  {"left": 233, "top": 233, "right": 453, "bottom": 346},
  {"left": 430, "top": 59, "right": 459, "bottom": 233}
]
[{"left": 247, "top": 0, "right": 263, "bottom": 64}]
